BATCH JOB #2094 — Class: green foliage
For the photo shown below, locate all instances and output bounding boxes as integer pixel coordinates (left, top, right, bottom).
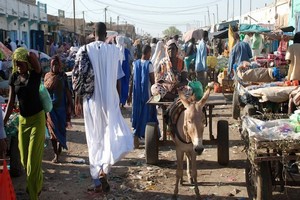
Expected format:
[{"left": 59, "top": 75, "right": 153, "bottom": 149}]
[{"left": 162, "top": 26, "right": 181, "bottom": 38}]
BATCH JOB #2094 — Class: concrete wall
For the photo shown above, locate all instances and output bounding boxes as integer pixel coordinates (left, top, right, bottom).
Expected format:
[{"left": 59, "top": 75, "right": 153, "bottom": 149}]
[
  {"left": 0, "top": 17, "right": 7, "bottom": 30},
  {"left": 289, "top": 0, "right": 300, "bottom": 32}
]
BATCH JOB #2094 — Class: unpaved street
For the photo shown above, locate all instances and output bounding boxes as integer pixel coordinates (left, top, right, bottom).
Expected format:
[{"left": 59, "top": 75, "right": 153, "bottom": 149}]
[{"left": 11, "top": 104, "right": 300, "bottom": 200}]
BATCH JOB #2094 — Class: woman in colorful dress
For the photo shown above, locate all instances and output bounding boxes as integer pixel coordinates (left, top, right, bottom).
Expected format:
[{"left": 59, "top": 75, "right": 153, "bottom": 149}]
[{"left": 44, "top": 55, "right": 72, "bottom": 163}]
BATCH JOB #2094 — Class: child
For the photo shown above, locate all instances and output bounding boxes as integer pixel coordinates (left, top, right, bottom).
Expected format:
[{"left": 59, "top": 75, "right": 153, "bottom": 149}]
[{"left": 127, "top": 45, "right": 158, "bottom": 148}]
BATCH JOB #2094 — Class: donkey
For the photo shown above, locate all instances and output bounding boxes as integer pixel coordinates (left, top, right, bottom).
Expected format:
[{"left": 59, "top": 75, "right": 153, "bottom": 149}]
[{"left": 172, "top": 83, "right": 213, "bottom": 200}]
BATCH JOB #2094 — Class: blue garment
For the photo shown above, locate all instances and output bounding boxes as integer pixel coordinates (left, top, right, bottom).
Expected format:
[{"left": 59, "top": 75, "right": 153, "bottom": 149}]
[
  {"left": 48, "top": 74, "right": 68, "bottom": 149},
  {"left": 228, "top": 41, "right": 252, "bottom": 75},
  {"left": 120, "top": 48, "right": 131, "bottom": 105},
  {"left": 132, "top": 60, "right": 158, "bottom": 138},
  {"left": 195, "top": 40, "right": 207, "bottom": 72}
]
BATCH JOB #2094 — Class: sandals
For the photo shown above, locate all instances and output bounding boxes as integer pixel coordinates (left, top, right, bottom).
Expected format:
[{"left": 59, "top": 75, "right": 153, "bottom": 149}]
[
  {"left": 99, "top": 171, "right": 110, "bottom": 193},
  {"left": 87, "top": 185, "right": 102, "bottom": 193}
]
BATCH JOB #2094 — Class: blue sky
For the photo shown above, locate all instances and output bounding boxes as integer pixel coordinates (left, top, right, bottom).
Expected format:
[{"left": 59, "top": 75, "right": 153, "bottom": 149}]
[{"left": 40, "top": 0, "right": 274, "bottom": 37}]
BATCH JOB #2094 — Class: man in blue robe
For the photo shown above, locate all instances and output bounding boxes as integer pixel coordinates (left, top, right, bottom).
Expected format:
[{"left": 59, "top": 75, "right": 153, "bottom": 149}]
[
  {"left": 228, "top": 32, "right": 252, "bottom": 77},
  {"left": 128, "top": 45, "right": 158, "bottom": 148}
]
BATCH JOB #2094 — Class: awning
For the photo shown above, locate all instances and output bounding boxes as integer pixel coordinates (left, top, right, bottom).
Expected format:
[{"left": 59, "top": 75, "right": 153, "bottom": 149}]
[
  {"left": 217, "top": 20, "right": 239, "bottom": 31},
  {"left": 211, "top": 29, "right": 228, "bottom": 39},
  {"left": 239, "top": 24, "right": 271, "bottom": 33},
  {"left": 280, "top": 26, "right": 295, "bottom": 32}
]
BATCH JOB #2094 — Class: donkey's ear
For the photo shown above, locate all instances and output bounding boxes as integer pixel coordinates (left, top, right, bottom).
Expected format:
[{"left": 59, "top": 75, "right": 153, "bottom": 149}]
[{"left": 178, "top": 91, "right": 190, "bottom": 108}]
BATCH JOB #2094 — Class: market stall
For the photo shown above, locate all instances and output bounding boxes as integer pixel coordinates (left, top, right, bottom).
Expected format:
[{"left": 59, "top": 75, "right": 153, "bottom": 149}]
[{"left": 241, "top": 112, "right": 300, "bottom": 199}]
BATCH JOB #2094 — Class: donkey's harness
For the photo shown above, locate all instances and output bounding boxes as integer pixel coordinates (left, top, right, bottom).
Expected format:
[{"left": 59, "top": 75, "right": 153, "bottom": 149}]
[{"left": 165, "top": 98, "right": 192, "bottom": 144}]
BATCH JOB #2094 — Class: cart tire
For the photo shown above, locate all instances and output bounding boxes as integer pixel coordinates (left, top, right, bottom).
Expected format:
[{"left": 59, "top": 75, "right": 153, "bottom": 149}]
[
  {"left": 145, "top": 122, "right": 159, "bottom": 165},
  {"left": 245, "top": 159, "right": 272, "bottom": 200},
  {"left": 243, "top": 104, "right": 257, "bottom": 116},
  {"left": 232, "top": 89, "right": 240, "bottom": 119},
  {"left": 217, "top": 120, "right": 229, "bottom": 166}
]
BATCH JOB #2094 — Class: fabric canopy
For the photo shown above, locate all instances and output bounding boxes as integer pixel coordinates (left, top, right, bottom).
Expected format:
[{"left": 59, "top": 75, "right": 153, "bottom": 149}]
[
  {"left": 239, "top": 24, "right": 271, "bottom": 33},
  {"left": 217, "top": 20, "right": 239, "bottom": 31},
  {"left": 280, "top": 26, "right": 295, "bottom": 33},
  {"left": 211, "top": 29, "right": 228, "bottom": 39}
]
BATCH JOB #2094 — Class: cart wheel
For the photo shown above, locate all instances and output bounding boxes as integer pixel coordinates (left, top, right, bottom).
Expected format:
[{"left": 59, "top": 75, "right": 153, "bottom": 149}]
[
  {"left": 217, "top": 120, "right": 229, "bottom": 166},
  {"left": 232, "top": 89, "right": 240, "bottom": 119},
  {"left": 245, "top": 159, "right": 272, "bottom": 200},
  {"left": 145, "top": 122, "right": 159, "bottom": 164},
  {"left": 243, "top": 104, "right": 257, "bottom": 116}
]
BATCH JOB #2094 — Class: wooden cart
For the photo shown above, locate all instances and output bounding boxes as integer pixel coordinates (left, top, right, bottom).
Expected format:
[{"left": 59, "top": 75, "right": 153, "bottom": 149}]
[
  {"left": 145, "top": 93, "right": 231, "bottom": 165},
  {"left": 241, "top": 114, "right": 300, "bottom": 200}
]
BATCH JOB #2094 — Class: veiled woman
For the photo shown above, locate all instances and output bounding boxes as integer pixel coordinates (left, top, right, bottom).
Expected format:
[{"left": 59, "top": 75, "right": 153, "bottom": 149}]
[
  {"left": 44, "top": 55, "right": 72, "bottom": 163},
  {"left": 151, "top": 40, "right": 165, "bottom": 72}
]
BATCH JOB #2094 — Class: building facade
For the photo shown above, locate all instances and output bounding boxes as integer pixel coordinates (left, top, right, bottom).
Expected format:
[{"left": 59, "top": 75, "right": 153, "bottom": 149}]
[
  {"left": 289, "top": 0, "right": 300, "bottom": 32},
  {"left": 0, "top": 0, "right": 48, "bottom": 51}
]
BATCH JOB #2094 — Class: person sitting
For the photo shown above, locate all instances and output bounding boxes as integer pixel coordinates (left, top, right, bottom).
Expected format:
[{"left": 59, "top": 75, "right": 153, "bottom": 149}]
[{"left": 152, "top": 39, "right": 187, "bottom": 101}]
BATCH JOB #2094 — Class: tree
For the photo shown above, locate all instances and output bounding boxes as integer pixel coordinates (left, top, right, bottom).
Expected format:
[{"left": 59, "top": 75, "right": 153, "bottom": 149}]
[{"left": 162, "top": 26, "right": 181, "bottom": 38}]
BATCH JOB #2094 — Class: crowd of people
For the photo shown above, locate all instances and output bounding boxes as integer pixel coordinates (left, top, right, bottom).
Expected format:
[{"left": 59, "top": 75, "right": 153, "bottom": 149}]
[{"left": 1, "top": 20, "right": 300, "bottom": 199}]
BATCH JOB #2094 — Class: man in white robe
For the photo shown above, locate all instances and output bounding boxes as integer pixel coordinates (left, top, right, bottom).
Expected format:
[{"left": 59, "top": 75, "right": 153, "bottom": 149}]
[{"left": 74, "top": 22, "right": 133, "bottom": 193}]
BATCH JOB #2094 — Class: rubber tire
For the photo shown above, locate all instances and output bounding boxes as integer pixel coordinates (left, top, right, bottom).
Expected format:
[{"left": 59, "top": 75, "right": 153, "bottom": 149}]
[
  {"left": 245, "top": 159, "right": 272, "bottom": 200},
  {"left": 217, "top": 120, "right": 229, "bottom": 166},
  {"left": 232, "top": 89, "right": 240, "bottom": 120},
  {"left": 145, "top": 122, "right": 159, "bottom": 164},
  {"left": 243, "top": 104, "right": 257, "bottom": 116}
]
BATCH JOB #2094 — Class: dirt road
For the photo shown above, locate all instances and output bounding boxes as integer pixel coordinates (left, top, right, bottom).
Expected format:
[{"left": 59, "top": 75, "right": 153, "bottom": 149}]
[{"left": 11, "top": 104, "right": 300, "bottom": 200}]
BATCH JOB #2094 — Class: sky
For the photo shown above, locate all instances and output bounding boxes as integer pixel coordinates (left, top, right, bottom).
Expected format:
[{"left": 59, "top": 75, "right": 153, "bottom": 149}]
[{"left": 40, "top": 0, "right": 274, "bottom": 37}]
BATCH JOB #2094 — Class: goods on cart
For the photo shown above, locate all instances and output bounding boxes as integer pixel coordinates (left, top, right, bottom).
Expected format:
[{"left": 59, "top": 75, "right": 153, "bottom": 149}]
[
  {"left": 240, "top": 113, "right": 300, "bottom": 199},
  {"left": 242, "top": 115, "right": 300, "bottom": 141},
  {"left": 232, "top": 61, "right": 290, "bottom": 119}
]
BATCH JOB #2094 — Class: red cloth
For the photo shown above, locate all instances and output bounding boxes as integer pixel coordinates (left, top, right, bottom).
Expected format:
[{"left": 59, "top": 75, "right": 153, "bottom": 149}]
[{"left": 0, "top": 160, "right": 16, "bottom": 200}]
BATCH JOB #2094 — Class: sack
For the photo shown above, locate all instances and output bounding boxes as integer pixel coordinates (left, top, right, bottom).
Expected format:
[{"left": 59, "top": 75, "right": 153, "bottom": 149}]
[
  {"left": 39, "top": 83, "right": 53, "bottom": 113},
  {"left": 72, "top": 45, "right": 94, "bottom": 99}
]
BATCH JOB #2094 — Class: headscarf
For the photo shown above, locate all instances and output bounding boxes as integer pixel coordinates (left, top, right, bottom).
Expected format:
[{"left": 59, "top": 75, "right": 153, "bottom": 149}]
[
  {"left": 44, "top": 56, "right": 62, "bottom": 91},
  {"left": 12, "top": 47, "right": 32, "bottom": 73},
  {"left": 116, "top": 36, "right": 125, "bottom": 60},
  {"left": 151, "top": 41, "right": 165, "bottom": 71}
]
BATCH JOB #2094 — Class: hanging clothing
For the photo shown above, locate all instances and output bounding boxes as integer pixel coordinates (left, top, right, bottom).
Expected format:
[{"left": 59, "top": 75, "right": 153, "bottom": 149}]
[
  {"left": 252, "top": 33, "right": 263, "bottom": 57},
  {"left": 77, "top": 41, "right": 133, "bottom": 178},
  {"left": 132, "top": 60, "right": 157, "bottom": 138}
]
